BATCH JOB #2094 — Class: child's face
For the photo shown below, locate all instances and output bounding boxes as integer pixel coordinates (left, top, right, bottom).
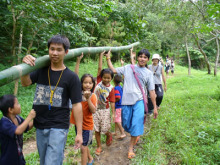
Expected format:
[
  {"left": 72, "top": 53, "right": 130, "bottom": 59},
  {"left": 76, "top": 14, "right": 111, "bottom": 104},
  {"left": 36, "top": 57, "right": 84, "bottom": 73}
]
[
  {"left": 102, "top": 73, "right": 112, "bottom": 86},
  {"left": 11, "top": 98, "right": 21, "bottom": 115},
  {"left": 82, "top": 77, "right": 94, "bottom": 91}
]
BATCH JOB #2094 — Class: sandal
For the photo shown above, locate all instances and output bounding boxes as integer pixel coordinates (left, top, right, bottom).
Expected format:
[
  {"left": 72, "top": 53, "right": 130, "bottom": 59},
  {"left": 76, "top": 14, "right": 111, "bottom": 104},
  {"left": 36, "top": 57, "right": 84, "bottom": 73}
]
[
  {"left": 106, "top": 133, "right": 113, "bottom": 146},
  {"left": 128, "top": 152, "right": 136, "bottom": 159},
  {"left": 118, "top": 134, "right": 126, "bottom": 140},
  {"left": 95, "top": 148, "right": 102, "bottom": 155}
]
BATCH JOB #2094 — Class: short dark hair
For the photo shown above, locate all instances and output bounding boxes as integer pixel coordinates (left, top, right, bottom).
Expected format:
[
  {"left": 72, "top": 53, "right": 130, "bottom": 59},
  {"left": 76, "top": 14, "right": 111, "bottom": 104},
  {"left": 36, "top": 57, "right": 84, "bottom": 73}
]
[
  {"left": 113, "top": 74, "right": 122, "bottom": 85},
  {"left": 81, "top": 74, "right": 96, "bottom": 92},
  {"left": 0, "top": 94, "right": 16, "bottom": 116},
  {"left": 48, "top": 35, "right": 70, "bottom": 52},
  {"left": 100, "top": 68, "right": 114, "bottom": 79},
  {"left": 137, "top": 49, "right": 150, "bottom": 59}
]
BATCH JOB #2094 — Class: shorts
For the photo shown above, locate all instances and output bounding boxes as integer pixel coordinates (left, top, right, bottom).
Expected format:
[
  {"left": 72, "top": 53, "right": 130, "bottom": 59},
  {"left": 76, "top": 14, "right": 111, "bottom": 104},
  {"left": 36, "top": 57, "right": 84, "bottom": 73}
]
[
  {"left": 122, "top": 100, "right": 144, "bottom": 136},
  {"left": 115, "top": 108, "right": 122, "bottom": 123},
  {"left": 93, "top": 108, "right": 111, "bottom": 134},
  {"left": 75, "top": 127, "right": 93, "bottom": 146}
]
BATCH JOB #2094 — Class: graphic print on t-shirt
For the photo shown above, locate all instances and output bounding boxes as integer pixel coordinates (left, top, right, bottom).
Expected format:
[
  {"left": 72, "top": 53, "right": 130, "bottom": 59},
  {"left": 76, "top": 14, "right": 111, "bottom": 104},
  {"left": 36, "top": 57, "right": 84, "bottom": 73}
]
[
  {"left": 33, "top": 84, "right": 63, "bottom": 107},
  {"left": 95, "top": 83, "right": 113, "bottom": 109}
]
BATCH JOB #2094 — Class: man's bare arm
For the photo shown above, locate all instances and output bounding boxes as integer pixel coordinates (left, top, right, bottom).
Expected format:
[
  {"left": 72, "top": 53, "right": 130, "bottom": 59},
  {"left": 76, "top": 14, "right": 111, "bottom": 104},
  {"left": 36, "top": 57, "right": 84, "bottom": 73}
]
[
  {"left": 21, "top": 55, "right": 36, "bottom": 86},
  {"left": 149, "top": 90, "right": 158, "bottom": 119}
]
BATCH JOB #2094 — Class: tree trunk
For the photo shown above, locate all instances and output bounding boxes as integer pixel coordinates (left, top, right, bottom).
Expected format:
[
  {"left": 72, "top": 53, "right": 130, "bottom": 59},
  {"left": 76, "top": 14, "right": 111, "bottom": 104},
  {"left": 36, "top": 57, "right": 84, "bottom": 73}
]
[
  {"left": 27, "top": 30, "right": 37, "bottom": 54},
  {"left": 193, "top": 33, "right": 211, "bottom": 74},
  {"left": 0, "top": 42, "right": 140, "bottom": 87},
  {"left": 14, "top": 28, "right": 23, "bottom": 95},
  {"left": 11, "top": 2, "right": 17, "bottom": 65},
  {"left": 214, "top": 37, "right": 219, "bottom": 76},
  {"left": 11, "top": 2, "right": 19, "bottom": 95},
  {"left": 185, "top": 36, "right": 191, "bottom": 75}
]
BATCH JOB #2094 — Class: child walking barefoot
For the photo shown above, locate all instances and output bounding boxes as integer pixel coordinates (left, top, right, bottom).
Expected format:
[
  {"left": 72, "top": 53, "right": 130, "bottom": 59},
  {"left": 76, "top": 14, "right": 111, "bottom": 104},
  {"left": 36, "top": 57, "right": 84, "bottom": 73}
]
[
  {"left": 0, "top": 94, "right": 36, "bottom": 165},
  {"left": 70, "top": 54, "right": 97, "bottom": 165},
  {"left": 113, "top": 74, "right": 126, "bottom": 139}
]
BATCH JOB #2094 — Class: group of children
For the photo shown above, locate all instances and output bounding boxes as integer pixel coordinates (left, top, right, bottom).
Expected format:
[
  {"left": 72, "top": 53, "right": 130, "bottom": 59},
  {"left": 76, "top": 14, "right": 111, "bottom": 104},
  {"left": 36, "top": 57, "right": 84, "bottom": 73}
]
[
  {"left": 0, "top": 34, "right": 164, "bottom": 165},
  {"left": 69, "top": 50, "right": 126, "bottom": 164}
]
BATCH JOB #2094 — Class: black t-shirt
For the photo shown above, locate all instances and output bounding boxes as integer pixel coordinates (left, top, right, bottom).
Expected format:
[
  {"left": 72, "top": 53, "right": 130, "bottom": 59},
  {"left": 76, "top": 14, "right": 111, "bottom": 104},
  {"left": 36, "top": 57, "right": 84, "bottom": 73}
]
[{"left": 30, "top": 66, "right": 82, "bottom": 129}]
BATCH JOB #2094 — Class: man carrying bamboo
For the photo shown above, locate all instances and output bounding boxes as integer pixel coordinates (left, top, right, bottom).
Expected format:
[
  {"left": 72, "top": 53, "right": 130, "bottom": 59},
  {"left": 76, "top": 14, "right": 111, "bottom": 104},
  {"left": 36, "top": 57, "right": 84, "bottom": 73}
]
[{"left": 20, "top": 35, "right": 83, "bottom": 165}]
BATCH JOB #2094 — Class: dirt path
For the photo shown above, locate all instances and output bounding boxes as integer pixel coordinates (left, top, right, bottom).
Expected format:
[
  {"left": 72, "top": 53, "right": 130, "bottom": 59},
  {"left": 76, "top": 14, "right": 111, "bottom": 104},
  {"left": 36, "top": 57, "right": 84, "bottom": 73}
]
[
  {"left": 93, "top": 133, "right": 131, "bottom": 165},
  {"left": 23, "top": 133, "right": 132, "bottom": 164},
  {"left": 23, "top": 116, "right": 151, "bottom": 164},
  {"left": 23, "top": 138, "right": 37, "bottom": 155}
]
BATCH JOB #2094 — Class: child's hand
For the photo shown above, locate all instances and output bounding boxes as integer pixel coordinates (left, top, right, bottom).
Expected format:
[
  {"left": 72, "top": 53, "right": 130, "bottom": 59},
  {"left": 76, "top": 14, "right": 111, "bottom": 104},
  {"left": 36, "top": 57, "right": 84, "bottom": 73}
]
[
  {"left": 28, "top": 109, "right": 36, "bottom": 119},
  {"left": 77, "top": 53, "right": 83, "bottom": 61},
  {"left": 105, "top": 49, "right": 111, "bottom": 59},
  {"left": 84, "top": 91, "right": 91, "bottom": 100},
  {"left": 100, "top": 51, "right": 106, "bottom": 56},
  {"left": 131, "top": 52, "right": 136, "bottom": 59},
  {"left": 130, "top": 47, "right": 133, "bottom": 53},
  {"left": 112, "top": 114, "right": 115, "bottom": 123},
  {"left": 120, "top": 59, "right": 124, "bottom": 66}
]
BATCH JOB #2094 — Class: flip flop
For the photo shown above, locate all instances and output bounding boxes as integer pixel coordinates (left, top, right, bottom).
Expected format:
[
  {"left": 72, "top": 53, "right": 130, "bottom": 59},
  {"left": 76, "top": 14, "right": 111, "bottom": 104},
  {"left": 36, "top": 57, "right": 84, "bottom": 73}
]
[
  {"left": 87, "top": 159, "right": 94, "bottom": 165},
  {"left": 128, "top": 152, "right": 136, "bottom": 159},
  {"left": 118, "top": 134, "right": 126, "bottom": 140},
  {"left": 106, "top": 133, "right": 113, "bottom": 146},
  {"left": 95, "top": 148, "right": 102, "bottom": 155}
]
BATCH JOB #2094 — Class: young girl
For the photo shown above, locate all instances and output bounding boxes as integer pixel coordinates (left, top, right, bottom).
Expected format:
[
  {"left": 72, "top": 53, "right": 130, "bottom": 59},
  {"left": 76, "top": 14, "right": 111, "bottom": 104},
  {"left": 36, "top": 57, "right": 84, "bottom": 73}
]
[
  {"left": 0, "top": 94, "right": 36, "bottom": 165},
  {"left": 113, "top": 74, "right": 126, "bottom": 139},
  {"left": 70, "top": 54, "right": 97, "bottom": 165},
  {"left": 93, "top": 52, "right": 115, "bottom": 155}
]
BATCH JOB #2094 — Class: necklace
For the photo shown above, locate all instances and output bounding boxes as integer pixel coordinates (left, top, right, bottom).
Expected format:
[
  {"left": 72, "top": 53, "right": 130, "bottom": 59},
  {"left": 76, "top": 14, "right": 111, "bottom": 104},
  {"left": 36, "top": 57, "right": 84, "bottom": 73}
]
[{"left": 48, "top": 66, "right": 64, "bottom": 110}]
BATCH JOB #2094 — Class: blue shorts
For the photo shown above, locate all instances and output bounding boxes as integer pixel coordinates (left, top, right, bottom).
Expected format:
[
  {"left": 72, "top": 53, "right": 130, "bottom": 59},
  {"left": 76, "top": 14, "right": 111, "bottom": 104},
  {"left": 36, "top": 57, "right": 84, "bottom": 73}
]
[
  {"left": 121, "top": 100, "right": 144, "bottom": 136},
  {"left": 75, "top": 127, "right": 93, "bottom": 146}
]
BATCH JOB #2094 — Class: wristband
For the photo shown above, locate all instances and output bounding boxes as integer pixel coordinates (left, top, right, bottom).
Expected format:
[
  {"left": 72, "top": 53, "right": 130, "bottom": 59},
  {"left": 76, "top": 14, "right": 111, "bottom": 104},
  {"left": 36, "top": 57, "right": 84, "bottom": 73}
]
[{"left": 106, "top": 57, "right": 110, "bottom": 60}]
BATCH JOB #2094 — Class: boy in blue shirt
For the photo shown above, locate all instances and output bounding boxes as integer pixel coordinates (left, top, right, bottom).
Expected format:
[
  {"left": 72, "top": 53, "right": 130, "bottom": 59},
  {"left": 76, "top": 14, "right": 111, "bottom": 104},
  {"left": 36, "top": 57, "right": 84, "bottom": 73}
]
[
  {"left": 0, "top": 94, "right": 36, "bottom": 165},
  {"left": 113, "top": 74, "right": 126, "bottom": 139}
]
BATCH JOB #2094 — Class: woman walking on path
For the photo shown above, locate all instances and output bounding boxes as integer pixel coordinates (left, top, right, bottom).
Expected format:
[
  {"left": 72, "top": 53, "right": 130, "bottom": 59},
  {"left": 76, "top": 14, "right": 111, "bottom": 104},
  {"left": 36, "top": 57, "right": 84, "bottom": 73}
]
[{"left": 148, "top": 54, "right": 167, "bottom": 111}]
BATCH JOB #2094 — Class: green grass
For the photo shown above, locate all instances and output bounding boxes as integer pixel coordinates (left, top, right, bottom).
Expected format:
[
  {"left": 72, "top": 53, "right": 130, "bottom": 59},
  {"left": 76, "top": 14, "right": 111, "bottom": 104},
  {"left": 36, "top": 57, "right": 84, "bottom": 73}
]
[
  {"left": 1, "top": 61, "right": 219, "bottom": 164},
  {"left": 133, "top": 65, "right": 220, "bottom": 165}
]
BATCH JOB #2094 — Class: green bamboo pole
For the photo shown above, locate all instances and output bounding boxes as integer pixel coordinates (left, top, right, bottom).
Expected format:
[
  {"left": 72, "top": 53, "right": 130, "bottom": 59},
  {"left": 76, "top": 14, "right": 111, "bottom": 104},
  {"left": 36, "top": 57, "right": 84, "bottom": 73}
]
[{"left": 0, "top": 42, "right": 140, "bottom": 87}]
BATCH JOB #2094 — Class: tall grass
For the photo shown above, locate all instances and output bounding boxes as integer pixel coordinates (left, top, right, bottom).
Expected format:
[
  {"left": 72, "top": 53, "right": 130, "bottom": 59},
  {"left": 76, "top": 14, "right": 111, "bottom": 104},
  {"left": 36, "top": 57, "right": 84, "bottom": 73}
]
[{"left": 133, "top": 65, "right": 220, "bottom": 164}]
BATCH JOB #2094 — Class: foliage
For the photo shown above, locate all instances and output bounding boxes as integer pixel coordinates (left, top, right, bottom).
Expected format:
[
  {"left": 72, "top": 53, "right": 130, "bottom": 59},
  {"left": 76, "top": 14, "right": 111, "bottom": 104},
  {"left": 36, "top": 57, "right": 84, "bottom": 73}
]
[
  {"left": 133, "top": 65, "right": 220, "bottom": 164},
  {"left": 214, "top": 85, "right": 220, "bottom": 101}
]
